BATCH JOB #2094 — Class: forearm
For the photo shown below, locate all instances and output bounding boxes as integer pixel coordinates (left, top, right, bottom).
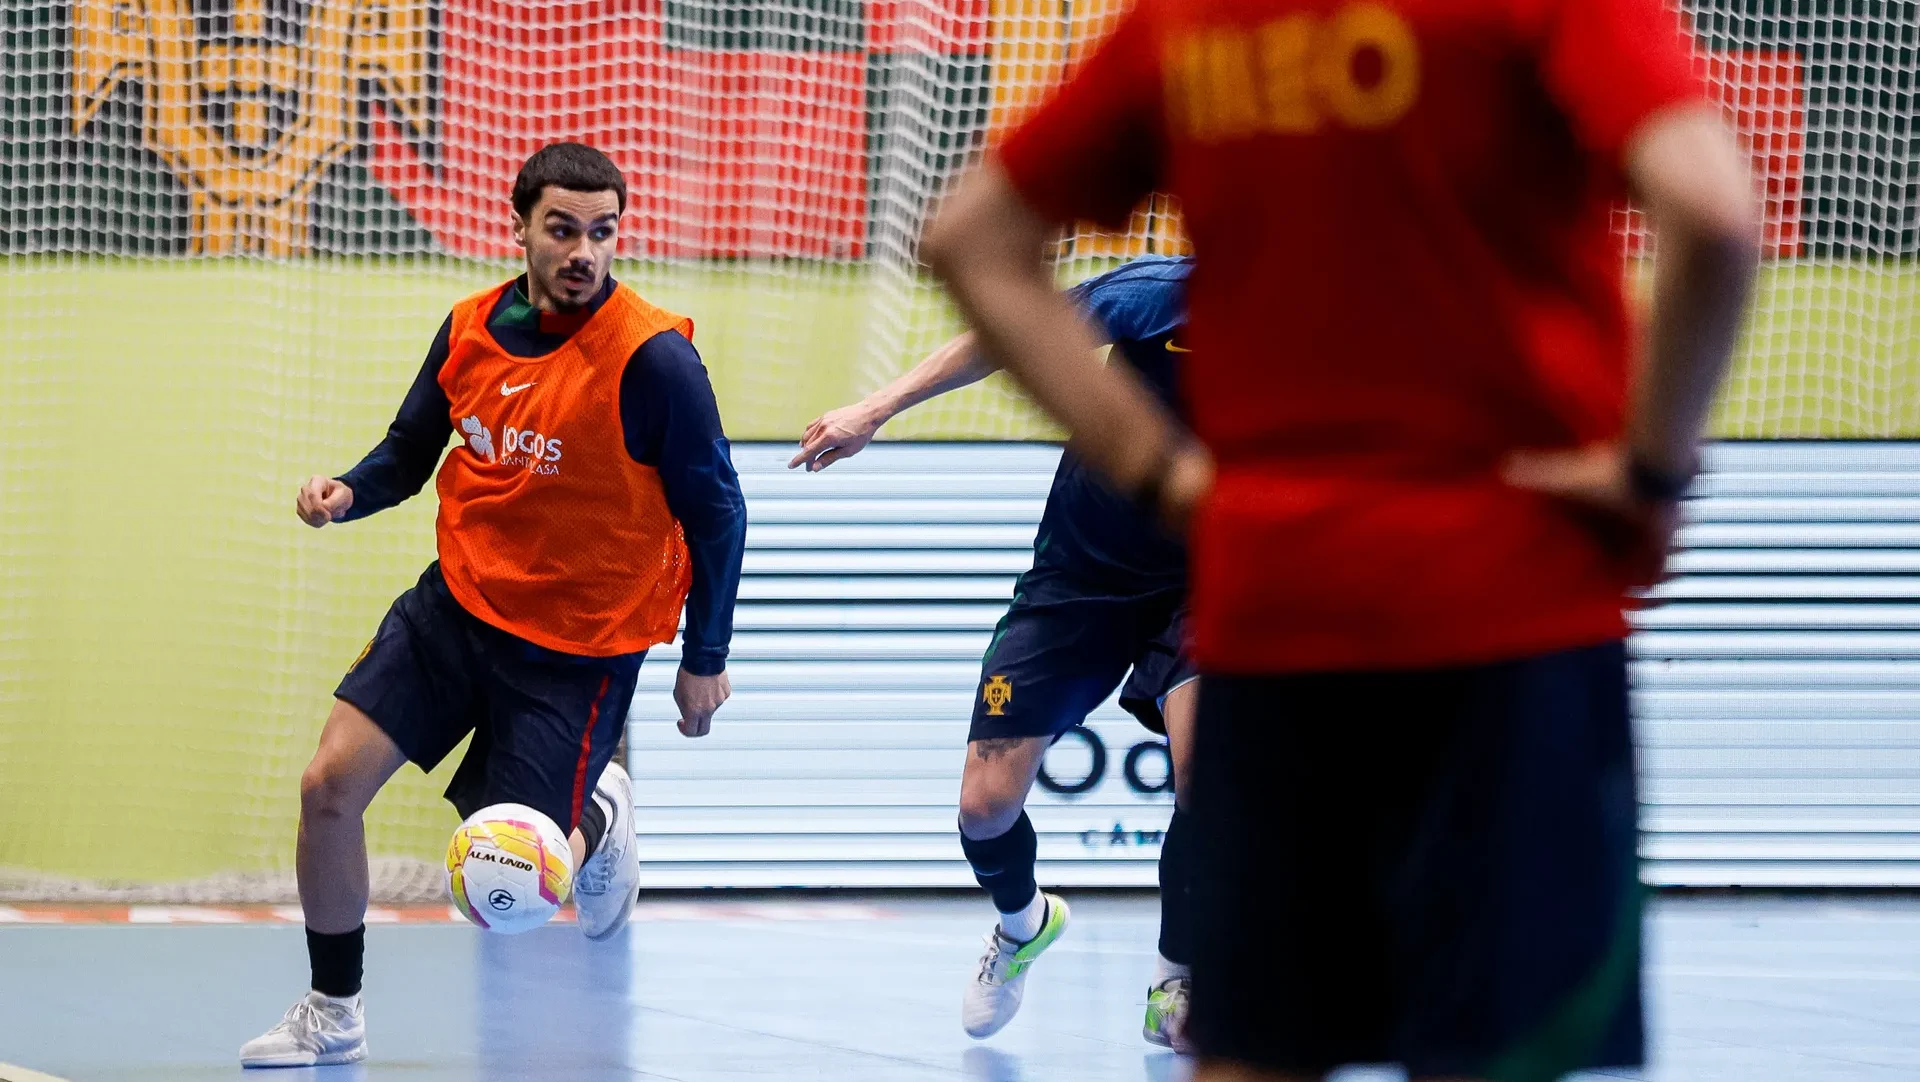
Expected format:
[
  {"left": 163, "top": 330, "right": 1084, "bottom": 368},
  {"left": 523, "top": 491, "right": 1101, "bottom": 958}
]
[
  {"left": 678, "top": 509, "right": 745, "bottom": 675},
  {"left": 926, "top": 167, "right": 1178, "bottom": 496},
  {"left": 664, "top": 451, "right": 746, "bottom": 675},
  {"left": 336, "top": 439, "right": 440, "bottom": 520},
  {"left": 1627, "top": 106, "right": 1761, "bottom": 475},
  {"left": 1631, "top": 225, "right": 1757, "bottom": 473},
  {"left": 864, "top": 332, "right": 997, "bottom": 422}
]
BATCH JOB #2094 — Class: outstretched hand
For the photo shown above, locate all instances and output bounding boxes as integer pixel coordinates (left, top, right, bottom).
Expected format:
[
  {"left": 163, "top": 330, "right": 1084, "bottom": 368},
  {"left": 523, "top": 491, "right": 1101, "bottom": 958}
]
[
  {"left": 1503, "top": 442, "right": 1681, "bottom": 587},
  {"left": 296, "top": 476, "right": 354, "bottom": 528},
  {"left": 789, "top": 404, "right": 883, "bottom": 472},
  {"left": 673, "top": 667, "right": 731, "bottom": 738}
]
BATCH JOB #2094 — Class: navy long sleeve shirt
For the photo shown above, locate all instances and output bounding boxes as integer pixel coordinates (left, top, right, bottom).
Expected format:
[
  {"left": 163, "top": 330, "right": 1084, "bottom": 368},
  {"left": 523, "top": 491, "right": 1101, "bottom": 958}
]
[{"left": 337, "top": 277, "right": 746, "bottom": 675}]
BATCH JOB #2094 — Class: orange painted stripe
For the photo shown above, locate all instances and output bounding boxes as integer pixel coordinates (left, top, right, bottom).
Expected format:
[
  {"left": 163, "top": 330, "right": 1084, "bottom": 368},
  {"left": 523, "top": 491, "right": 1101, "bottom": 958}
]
[{"left": 0, "top": 902, "right": 895, "bottom": 925}]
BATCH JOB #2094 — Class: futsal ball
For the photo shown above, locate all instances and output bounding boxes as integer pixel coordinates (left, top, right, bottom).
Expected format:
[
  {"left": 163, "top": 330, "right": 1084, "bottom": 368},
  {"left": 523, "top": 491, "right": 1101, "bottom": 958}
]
[{"left": 445, "top": 803, "right": 574, "bottom": 935}]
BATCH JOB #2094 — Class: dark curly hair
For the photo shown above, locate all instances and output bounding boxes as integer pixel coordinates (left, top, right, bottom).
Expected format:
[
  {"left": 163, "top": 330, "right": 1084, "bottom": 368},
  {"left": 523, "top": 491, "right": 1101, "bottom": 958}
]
[{"left": 511, "top": 143, "right": 627, "bottom": 218}]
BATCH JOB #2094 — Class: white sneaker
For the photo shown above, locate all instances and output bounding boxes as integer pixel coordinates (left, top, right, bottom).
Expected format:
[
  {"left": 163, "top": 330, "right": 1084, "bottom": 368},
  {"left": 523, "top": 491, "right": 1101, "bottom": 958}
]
[
  {"left": 573, "top": 760, "right": 639, "bottom": 940},
  {"left": 961, "top": 893, "right": 1070, "bottom": 1039},
  {"left": 239, "top": 990, "right": 367, "bottom": 1068}
]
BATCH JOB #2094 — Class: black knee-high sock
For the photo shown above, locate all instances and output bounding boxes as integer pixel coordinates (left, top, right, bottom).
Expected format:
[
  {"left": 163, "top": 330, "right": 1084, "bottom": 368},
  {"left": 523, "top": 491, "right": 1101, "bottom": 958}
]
[
  {"left": 1157, "top": 808, "right": 1194, "bottom": 966},
  {"left": 308, "top": 925, "right": 366, "bottom": 998},
  {"left": 959, "top": 812, "right": 1039, "bottom": 914}
]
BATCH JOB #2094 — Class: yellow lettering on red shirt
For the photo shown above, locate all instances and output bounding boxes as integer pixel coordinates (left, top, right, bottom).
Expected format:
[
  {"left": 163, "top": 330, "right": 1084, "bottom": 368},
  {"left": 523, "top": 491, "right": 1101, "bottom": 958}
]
[
  {"left": 1167, "top": 3, "right": 1421, "bottom": 142},
  {"left": 1257, "top": 15, "right": 1320, "bottom": 134},
  {"left": 1202, "top": 27, "right": 1264, "bottom": 141},
  {"left": 1316, "top": 4, "right": 1422, "bottom": 130}
]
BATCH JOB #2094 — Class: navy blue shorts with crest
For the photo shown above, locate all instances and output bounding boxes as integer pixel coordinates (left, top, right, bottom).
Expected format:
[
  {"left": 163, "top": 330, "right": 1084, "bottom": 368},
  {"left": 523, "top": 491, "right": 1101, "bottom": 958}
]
[
  {"left": 335, "top": 563, "right": 644, "bottom": 832},
  {"left": 968, "top": 564, "right": 1196, "bottom": 742}
]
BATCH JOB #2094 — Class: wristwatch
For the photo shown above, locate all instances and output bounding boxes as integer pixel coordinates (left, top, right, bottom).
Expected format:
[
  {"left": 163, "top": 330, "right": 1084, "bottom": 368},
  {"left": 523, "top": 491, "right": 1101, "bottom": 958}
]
[{"left": 1627, "top": 453, "right": 1696, "bottom": 505}]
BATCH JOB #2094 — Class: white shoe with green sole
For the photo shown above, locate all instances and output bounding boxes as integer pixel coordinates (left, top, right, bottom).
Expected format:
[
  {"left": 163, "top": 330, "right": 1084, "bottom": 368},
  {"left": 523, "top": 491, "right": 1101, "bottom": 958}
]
[{"left": 961, "top": 893, "right": 1070, "bottom": 1039}]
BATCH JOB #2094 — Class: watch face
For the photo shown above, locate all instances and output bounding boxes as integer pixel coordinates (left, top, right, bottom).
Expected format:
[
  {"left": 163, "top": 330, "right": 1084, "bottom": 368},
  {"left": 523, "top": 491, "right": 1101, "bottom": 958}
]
[{"left": 1628, "top": 456, "right": 1695, "bottom": 504}]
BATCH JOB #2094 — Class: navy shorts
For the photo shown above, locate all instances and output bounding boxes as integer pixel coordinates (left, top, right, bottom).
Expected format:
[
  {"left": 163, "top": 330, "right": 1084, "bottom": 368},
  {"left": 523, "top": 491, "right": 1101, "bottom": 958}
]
[
  {"left": 969, "top": 565, "right": 1196, "bottom": 742},
  {"left": 335, "top": 563, "right": 644, "bottom": 832},
  {"left": 1186, "top": 640, "right": 1643, "bottom": 1080}
]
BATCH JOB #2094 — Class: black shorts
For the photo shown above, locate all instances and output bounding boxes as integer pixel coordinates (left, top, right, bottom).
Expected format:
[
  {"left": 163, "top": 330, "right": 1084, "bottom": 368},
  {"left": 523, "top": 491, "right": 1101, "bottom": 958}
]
[
  {"left": 969, "top": 565, "right": 1196, "bottom": 742},
  {"left": 336, "top": 563, "right": 645, "bottom": 832},
  {"left": 1187, "top": 640, "right": 1642, "bottom": 1079}
]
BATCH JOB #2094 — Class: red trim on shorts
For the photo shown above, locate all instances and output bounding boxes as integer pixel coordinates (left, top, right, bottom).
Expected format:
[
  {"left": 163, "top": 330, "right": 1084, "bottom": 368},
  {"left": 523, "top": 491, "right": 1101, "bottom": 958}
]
[{"left": 570, "top": 674, "right": 613, "bottom": 833}]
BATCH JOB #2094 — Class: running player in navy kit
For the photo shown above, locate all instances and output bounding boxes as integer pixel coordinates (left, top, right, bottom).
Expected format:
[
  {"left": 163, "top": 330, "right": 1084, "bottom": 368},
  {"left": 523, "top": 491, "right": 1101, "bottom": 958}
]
[{"left": 793, "top": 255, "right": 1197, "bottom": 1049}]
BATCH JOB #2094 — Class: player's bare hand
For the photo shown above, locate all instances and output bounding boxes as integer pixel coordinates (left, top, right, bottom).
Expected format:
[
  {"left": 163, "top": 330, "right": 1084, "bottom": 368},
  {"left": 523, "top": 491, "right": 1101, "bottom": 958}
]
[
  {"left": 1503, "top": 442, "right": 1681, "bottom": 586},
  {"left": 789, "top": 404, "right": 883, "bottom": 472},
  {"left": 673, "top": 667, "right": 730, "bottom": 738},
  {"left": 296, "top": 476, "right": 354, "bottom": 528}
]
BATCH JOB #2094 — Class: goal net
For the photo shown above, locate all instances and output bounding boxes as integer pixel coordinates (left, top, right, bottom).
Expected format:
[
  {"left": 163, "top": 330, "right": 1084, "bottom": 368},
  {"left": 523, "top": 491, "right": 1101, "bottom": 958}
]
[{"left": 0, "top": 0, "right": 1911, "bottom": 900}]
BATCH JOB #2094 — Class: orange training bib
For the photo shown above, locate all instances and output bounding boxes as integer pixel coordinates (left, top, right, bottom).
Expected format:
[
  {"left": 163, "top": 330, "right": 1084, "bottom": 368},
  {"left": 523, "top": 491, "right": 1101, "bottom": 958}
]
[{"left": 433, "top": 280, "right": 694, "bottom": 656}]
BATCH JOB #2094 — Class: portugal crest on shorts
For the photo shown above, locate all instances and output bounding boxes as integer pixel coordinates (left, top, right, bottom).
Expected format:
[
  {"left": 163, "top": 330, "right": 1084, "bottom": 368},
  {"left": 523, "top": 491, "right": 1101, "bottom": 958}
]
[
  {"left": 69, "top": 0, "right": 434, "bottom": 255},
  {"left": 982, "top": 674, "right": 1013, "bottom": 717}
]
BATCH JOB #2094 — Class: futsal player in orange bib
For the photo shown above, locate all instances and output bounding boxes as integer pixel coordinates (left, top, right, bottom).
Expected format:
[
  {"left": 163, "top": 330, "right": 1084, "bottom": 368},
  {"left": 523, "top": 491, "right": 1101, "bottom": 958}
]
[{"left": 242, "top": 143, "right": 746, "bottom": 1068}]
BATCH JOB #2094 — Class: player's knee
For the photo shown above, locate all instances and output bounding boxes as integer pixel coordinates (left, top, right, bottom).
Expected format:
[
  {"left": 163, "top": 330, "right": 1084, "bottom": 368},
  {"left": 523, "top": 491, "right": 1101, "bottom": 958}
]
[
  {"left": 957, "top": 782, "right": 1025, "bottom": 839},
  {"left": 300, "top": 758, "right": 374, "bottom": 822}
]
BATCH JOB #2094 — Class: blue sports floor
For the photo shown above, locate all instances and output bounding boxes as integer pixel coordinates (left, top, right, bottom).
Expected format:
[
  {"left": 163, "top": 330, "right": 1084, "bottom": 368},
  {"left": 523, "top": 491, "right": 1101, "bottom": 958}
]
[{"left": 1, "top": 894, "right": 1916, "bottom": 1081}]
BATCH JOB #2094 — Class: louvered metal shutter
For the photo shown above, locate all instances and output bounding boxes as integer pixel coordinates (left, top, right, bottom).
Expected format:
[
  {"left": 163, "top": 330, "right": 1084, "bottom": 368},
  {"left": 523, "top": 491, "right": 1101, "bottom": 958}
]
[{"left": 631, "top": 442, "right": 1920, "bottom": 888}]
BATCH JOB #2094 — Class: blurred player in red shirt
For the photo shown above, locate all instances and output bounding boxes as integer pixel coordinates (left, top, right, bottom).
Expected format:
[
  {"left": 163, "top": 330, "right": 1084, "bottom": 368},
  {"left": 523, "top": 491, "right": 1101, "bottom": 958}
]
[{"left": 924, "top": 0, "right": 1758, "bottom": 1078}]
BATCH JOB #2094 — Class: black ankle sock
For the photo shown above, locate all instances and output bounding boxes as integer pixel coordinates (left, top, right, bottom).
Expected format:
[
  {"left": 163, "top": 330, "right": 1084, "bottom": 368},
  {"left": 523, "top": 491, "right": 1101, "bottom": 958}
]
[
  {"left": 578, "top": 794, "right": 610, "bottom": 858},
  {"left": 307, "top": 925, "right": 365, "bottom": 998},
  {"left": 1157, "top": 807, "right": 1194, "bottom": 966},
  {"left": 959, "top": 811, "right": 1039, "bottom": 915}
]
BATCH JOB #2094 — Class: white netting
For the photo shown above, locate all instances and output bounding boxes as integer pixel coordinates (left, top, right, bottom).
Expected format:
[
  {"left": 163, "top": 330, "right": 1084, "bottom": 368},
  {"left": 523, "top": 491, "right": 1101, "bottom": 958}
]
[
  {"left": 875, "top": 0, "right": 1917, "bottom": 436},
  {"left": 0, "top": 0, "right": 1912, "bottom": 900},
  {"left": 1619, "top": 8, "right": 1919, "bottom": 436}
]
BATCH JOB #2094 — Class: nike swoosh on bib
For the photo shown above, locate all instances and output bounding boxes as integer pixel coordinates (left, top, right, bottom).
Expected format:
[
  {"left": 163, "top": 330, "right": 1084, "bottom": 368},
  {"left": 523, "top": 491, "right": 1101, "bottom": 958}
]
[{"left": 501, "top": 381, "right": 537, "bottom": 396}]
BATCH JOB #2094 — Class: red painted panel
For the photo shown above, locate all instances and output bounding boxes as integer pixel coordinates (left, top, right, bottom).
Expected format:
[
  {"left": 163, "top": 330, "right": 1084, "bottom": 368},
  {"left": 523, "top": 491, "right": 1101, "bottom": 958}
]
[
  {"left": 635, "top": 49, "right": 869, "bottom": 259},
  {"left": 364, "top": 0, "right": 868, "bottom": 259},
  {"left": 1622, "top": 49, "right": 1804, "bottom": 259},
  {"left": 1706, "top": 50, "right": 1805, "bottom": 259}
]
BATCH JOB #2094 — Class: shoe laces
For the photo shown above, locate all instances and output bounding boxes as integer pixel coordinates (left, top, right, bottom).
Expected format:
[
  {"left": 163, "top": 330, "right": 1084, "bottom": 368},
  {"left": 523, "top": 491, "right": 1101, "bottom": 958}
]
[
  {"left": 574, "top": 794, "right": 622, "bottom": 896},
  {"left": 975, "top": 932, "right": 1017, "bottom": 986},
  {"left": 1149, "top": 977, "right": 1191, "bottom": 1023},
  {"left": 1151, "top": 978, "right": 1192, "bottom": 1050},
  {"left": 270, "top": 997, "right": 334, "bottom": 1046},
  {"left": 575, "top": 856, "right": 611, "bottom": 896}
]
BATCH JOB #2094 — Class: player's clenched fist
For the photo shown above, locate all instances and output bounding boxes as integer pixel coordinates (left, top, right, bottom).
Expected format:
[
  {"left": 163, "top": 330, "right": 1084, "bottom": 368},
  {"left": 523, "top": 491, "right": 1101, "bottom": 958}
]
[
  {"left": 673, "top": 667, "right": 730, "bottom": 738},
  {"left": 296, "top": 475, "right": 354, "bottom": 528}
]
